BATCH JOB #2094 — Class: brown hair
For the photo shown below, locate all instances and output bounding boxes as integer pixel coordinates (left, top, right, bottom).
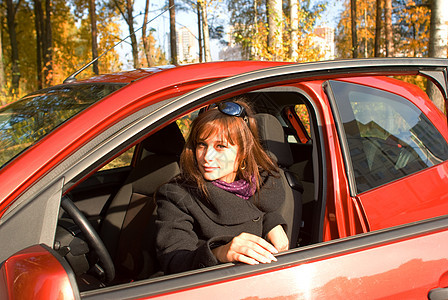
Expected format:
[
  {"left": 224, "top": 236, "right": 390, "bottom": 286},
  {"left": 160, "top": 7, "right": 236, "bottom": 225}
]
[{"left": 179, "top": 99, "right": 278, "bottom": 197}]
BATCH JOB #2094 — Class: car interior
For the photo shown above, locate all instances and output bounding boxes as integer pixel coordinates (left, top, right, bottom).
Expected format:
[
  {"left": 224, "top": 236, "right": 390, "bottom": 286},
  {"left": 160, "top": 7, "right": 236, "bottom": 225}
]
[{"left": 56, "top": 88, "right": 324, "bottom": 290}]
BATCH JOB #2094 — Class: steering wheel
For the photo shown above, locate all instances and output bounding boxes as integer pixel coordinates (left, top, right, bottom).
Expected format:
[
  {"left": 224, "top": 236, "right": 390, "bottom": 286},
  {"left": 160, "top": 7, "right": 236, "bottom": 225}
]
[{"left": 61, "top": 196, "right": 115, "bottom": 282}]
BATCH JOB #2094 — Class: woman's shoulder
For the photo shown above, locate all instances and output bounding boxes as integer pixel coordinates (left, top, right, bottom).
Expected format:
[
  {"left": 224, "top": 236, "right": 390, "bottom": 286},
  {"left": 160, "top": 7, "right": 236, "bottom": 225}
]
[
  {"left": 158, "top": 176, "right": 201, "bottom": 200},
  {"left": 259, "top": 170, "right": 282, "bottom": 189}
]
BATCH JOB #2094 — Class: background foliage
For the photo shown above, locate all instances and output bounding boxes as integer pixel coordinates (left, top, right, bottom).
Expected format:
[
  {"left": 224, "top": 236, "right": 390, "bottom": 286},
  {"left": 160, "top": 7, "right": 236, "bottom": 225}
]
[{"left": 0, "top": 0, "right": 445, "bottom": 106}]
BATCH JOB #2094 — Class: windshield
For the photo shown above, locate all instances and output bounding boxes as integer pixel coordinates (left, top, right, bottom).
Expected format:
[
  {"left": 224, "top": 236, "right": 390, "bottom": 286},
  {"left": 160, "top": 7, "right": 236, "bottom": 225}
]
[{"left": 0, "top": 83, "right": 125, "bottom": 169}]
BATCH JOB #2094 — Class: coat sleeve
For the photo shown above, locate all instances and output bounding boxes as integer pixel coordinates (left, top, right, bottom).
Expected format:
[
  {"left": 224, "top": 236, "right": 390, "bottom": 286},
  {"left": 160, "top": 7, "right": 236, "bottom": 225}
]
[{"left": 155, "top": 183, "right": 232, "bottom": 274}]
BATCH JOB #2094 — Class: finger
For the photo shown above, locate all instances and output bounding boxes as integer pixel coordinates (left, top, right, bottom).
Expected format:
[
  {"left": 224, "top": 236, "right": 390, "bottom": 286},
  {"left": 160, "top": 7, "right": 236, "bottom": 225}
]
[
  {"left": 243, "top": 246, "right": 276, "bottom": 263},
  {"left": 239, "top": 233, "right": 279, "bottom": 254},
  {"left": 230, "top": 240, "right": 277, "bottom": 263},
  {"left": 234, "top": 253, "right": 260, "bottom": 265}
]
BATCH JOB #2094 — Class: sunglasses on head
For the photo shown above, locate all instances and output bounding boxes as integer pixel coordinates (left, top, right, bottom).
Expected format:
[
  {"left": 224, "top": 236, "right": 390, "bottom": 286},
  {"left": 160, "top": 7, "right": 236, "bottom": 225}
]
[{"left": 213, "top": 102, "right": 248, "bottom": 122}]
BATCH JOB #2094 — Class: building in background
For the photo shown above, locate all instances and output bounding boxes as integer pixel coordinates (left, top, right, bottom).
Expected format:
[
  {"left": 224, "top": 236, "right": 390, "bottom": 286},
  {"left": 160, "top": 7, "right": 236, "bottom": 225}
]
[
  {"left": 312, "top": 26, "right": 335, "bottom": 60},
  {"left": 175, "top": 26, "right": 199, "bottom": 63}
]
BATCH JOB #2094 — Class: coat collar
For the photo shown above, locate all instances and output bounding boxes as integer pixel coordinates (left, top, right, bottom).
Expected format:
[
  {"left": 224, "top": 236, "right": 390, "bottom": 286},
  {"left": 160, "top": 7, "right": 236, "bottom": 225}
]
[{"left": 194, "top": 182, "right": 261, "bottom": 225}]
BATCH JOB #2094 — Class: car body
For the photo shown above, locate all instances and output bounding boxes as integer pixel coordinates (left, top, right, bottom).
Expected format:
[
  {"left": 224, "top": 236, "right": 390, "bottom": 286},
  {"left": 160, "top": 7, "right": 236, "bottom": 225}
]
[{"left": 1, "top": 58, "right": 448, "bottom": 299}]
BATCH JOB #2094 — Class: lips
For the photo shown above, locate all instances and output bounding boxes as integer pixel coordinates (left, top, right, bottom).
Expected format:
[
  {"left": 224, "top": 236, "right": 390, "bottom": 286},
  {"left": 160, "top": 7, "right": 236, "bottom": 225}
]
[{"left": 202, "top": 165, "right": 218, "bottom": 172}]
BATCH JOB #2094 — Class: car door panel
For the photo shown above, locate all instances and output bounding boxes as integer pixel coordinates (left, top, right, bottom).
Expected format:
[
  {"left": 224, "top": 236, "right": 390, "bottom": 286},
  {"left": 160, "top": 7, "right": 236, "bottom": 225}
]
[
  {"left": 358, "top": 161, "right": 448, "bottom": 230},
  {"left": 81, "top": 216, "right": 448, "bottom": 299}
]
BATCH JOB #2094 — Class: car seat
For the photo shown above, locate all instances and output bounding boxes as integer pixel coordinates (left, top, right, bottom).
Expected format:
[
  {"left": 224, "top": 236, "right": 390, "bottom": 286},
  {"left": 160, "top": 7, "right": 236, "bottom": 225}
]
[
  {"left": 99, "top": 122, "right": 184, "bottom": 281},
  {"left": 255, "top": 113, "right": 303, "bottom": 248}
]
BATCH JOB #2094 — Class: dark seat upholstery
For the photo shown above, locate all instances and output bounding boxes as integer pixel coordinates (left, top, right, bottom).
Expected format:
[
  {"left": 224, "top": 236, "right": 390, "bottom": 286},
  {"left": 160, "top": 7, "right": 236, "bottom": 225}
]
[
  {"left": 255, "top": 113, "right": 303, "bottom": 248},
  {"left": 99, "top": 122, "right": 185, "bottom": 280}
]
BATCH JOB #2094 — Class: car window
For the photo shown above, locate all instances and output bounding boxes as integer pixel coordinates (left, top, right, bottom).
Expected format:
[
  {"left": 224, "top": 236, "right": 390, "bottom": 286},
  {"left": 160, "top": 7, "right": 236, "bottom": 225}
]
[
  {"left": 0, "top": 83, "right": 125, "bottom": 169},
  {"left": 329, "top": 80, "right": 448, "bottom": 193},
  {"left": 295, "top": 104, "right": 311, "bottom": 137},
  {"left": 176, "top": 111, "right": 199, "bottom": 139},
  {"left": 100, "top": 146, "right": 135, "bottom": 171}
]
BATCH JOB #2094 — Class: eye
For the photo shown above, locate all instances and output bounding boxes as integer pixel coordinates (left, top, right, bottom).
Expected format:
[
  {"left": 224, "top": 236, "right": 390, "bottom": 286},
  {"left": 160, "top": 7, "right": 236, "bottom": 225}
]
[
  {"left": 216, "top": 144, "right": 227, "bottom": 150},
  {"left": 197, "top": 141, "right": 207, "bottom": 148}
]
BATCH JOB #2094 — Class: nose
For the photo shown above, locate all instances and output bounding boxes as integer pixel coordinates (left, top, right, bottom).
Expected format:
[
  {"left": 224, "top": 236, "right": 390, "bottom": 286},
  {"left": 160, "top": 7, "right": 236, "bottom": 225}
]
[{"left": 204, "top": 146, "right": 217, "bottom": 162}]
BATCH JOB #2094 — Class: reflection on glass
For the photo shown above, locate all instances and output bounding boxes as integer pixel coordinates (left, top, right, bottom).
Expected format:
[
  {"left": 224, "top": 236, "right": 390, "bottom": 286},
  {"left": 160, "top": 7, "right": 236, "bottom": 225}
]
[
  {"left": 0, "top": 83, "right": 124, "bottom": 169},
  {"left": 330, "top": 80, "right": 448, "bottom": 193}
]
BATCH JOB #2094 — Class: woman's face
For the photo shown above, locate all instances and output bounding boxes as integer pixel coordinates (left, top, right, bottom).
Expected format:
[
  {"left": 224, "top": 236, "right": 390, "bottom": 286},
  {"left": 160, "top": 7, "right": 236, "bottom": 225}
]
[{"left": 195, "top": 133, "right": 239, "bottom": 183}]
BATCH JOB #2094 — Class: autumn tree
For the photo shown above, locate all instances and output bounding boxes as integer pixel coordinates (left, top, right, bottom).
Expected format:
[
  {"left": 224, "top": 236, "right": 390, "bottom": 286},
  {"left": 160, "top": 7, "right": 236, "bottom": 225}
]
[
  {"left": 111, "top": 0, "right": 139, "bottom": 68},
  {"left": 169, "top": 0, "right": 177, "bottom": 65},
  {"left": 336, "top": 0, "right": 429, "bottom": 59},
  {"left": 350, "top": 0, "right": 358, "bottom": 57},
  {"left": 0, "top": 23, "right": 6, "bottom": 105},
  {"left": 139, "top": 29, "right": 168, "bottom": 67},
  {"left": 289, "top": 0, "right": 298, "bottom": 60},
  {"left": 344, "top": 0, "right": 378, "bottom": 58},
  {"left": 267, "top": 0, "right": 282, "bottom": 60},
  {"left": 34, "top": 0, "right": 54, "bottom": 87},
  {"left": 384, "top": 0, "right": 392, "bottom": 56},
  {"left": 141, "top": 0, "right": 154, "bottom": 67},
  {"left": 88, "top": 0, "right": 99, "bottom": 74},
  {"left": 427, "top": 0, "right": 447, "bottom": 112},
  {"left": 5, "top": 0, "right": 21, "bottom": 98},
  {"left": 374, "top": 0, "right": 382, "bottom": 57},
  {"left": 197, "top": 3, "right": 203, "bottom": 62},
  {"left": 394, "top": 0, "right": 430, "bottom": 57},
  {"left": 198, "top": 0, "right": 211, "bottom": 61},
  {"left": 0, "top": 0, "right": 123, "bottom": 103},
  {"left": 227, "top": 0, "right": 324, "bottom": 62}
]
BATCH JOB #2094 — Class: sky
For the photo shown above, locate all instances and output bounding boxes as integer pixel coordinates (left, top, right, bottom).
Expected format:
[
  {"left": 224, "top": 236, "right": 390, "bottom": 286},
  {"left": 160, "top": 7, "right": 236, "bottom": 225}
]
[{"left": 117, "top": 0, "right": 344, "bottom": 68}]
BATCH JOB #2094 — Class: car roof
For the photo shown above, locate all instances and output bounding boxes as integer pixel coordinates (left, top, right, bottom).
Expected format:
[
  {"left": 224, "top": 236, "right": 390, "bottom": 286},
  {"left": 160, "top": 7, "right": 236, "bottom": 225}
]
[{"left": 71, "top": 61, "right": 292, "bottom": 85}]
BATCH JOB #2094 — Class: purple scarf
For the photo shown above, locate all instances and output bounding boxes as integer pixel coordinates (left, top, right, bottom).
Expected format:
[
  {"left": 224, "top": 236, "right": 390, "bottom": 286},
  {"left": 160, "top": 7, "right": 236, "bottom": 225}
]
[{"left": 212, "top": 177, "right": 256, "bottom": 200}]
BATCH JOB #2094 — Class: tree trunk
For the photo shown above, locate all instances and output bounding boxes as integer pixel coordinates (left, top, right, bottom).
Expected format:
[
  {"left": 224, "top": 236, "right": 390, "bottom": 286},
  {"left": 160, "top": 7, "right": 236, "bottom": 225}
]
[
  {"left": 34, "top": 0, "right": 44, "bottom": 89},
  {"left": 43, "top": 0, "right": 53, "bottom": 86},
  {"left": 289, "top": 0, "right": 298, "bottom": 60},
  {"left": 169, "top": 0, "right": 177, "bottom": 65},
  {"left": 199, "top": 0, "right": 211, "bottom": 62},
  {"left": 350, "top": 0, "right": 358, "bottom": 58},
  {"left": 89, "top": 0, "right": 99, "bottom": 74},
  {"left": 197, "top": 2, "right": 203, "bottom": 62},
  {"left": 427, "top": 0, "right": 448, "bottom": 113},
  {"left": 374, "top": 0, "right": 382, "bottom": 57},
  {"left": 253, "top": 0, "right": 259, "bottom": 59},
  {"left": 126, "top": 0, "right": 139, "bottom": 69},
  {"left": 267, "top": 0, "right": 282, "bottom": 60},
  {"left": 6, "top": 0, "right": 20, "bottom": 97},
  {"left": 384, "top": 0, "right": 393, "bottom": 57},
  {"left": 0, "top": 22, "right": 6, "bottom": 105},
  {"left": 142, "top": 0, "right": 154, "bottom": 67}
]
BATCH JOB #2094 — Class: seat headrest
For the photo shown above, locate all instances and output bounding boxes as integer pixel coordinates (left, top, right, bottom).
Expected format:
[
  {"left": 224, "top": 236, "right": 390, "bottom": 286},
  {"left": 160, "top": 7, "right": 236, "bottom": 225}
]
[
  {"left": 255, "top": 113, "right": 294, "bottom": 167},
  {"left": 141, "top": 122, "right": 185, "bottom": 156}
]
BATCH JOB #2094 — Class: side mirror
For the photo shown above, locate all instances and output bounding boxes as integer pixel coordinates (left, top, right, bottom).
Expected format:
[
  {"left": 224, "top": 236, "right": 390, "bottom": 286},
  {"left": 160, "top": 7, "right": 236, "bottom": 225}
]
[{"left": 0, "top": 244, "right": 78, "bottom": 300}]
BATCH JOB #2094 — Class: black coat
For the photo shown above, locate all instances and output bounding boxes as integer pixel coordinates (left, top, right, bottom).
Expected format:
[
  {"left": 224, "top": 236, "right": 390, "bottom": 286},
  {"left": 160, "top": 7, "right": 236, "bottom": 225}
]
[{"left": 155, "top": 174, "right": 286, "bottom": 274}]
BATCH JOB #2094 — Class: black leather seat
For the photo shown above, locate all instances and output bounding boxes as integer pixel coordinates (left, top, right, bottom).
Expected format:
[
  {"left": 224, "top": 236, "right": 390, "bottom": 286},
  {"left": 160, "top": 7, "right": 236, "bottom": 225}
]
[
  {"left": 255, "top": 113, "right": 303, "bottom": 248},
  {"left": 99, "top": 122, "right": 185, "bottom": 280}
]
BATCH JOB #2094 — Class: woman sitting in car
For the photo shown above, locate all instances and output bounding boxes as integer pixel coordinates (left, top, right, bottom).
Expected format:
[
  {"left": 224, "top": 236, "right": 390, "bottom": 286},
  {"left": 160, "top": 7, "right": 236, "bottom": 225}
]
[{"left": 155, "top": 100, "right": 289, "bottom": 274}]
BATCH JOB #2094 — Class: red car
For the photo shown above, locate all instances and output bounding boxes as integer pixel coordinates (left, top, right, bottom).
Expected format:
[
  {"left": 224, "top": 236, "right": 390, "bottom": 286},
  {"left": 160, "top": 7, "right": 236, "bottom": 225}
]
[{"left": 1, "top": 58, "right": 448, "bottom": 299}]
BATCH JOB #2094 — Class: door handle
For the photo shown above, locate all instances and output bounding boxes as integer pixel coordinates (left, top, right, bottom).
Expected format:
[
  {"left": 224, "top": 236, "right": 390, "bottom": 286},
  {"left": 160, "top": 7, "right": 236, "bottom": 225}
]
[{"left": 429, "top": 287, "right": 448, "bottom": 300}]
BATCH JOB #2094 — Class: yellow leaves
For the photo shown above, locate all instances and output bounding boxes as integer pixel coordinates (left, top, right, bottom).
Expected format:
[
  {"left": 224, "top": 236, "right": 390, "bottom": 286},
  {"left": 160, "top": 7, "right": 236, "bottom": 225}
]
[
  {"left": 229, "top": 2, "right": 327, "bottom": 63},
  {"left": 336, "top": 0, "right": 431, "bottom": 58}
]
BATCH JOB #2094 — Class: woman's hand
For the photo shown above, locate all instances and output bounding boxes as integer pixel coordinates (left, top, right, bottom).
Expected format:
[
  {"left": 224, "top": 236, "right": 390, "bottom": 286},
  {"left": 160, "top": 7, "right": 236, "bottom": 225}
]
[
  {"left": 266, "top": 225, "right": 289, "bottom": 252},
  {"left": 211, "top": 232, "right": 278, "bottom": 265}
]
